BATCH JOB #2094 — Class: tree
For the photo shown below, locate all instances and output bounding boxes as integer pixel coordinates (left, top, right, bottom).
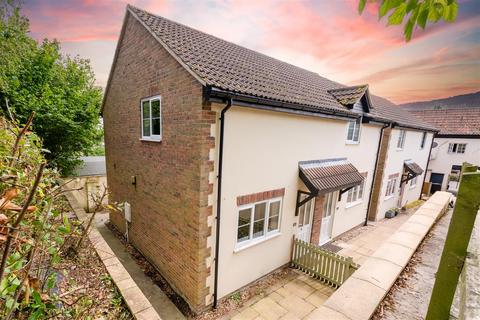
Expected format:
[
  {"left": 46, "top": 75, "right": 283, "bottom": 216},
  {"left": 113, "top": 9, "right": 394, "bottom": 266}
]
[
  {"left": 358, "top": 0, "right": 459, "bottom": 41},
  {"left": 0, "top": 1, "right": 103, "bottom": 176}
]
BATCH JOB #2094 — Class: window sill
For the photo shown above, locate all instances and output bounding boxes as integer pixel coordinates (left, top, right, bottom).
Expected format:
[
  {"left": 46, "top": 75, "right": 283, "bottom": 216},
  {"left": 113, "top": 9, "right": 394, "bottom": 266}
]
[
  {"left": 409, "top": 185, "right": 417, "bottom": 189},
  {"left": 396, "top": 148, "right": 403, "bottom": 151},
  {"left": 345, "top": 141, "right": 360, "bottom": 145},
  {"left": 384, "top": 195, "right": 394, "bottom": 201},
  {"left": 345, "top": 200, "right": 363, "bottom": 209},
  {"left": 140, "top": 138, "right": 162, "bottom": 143},
  {"left": 234, "top": 232, "right": 281, "bottom": 253}
]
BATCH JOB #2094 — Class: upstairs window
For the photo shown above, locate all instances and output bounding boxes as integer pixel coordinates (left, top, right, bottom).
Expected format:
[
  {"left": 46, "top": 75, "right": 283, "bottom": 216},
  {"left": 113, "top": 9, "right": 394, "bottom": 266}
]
[
  {"left": 420, "top": 132, "right": 427, "bottom": 149},
  {"left": 236, "top": 198, "right": 282, "bottom": 248},
  {"left": 397, "top": 129, "right": 406, "bottom": 149},
  {"left": 141, "top": 95, "right": 162, "bottom": 141},
  {"left": 448, "top": 143, "right": 466, "bottom": 154},
  {"left": 346, "top": 118, "right": 361, "bottom": 143}
]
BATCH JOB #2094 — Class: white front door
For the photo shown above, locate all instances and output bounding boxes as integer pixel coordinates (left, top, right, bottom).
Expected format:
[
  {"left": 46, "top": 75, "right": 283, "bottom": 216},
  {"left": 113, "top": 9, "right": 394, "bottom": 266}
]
[
  {"left": 320, "top": 192, "right": 336, "bottom": 245},
  {"left": 297, "top": 195, "right": 315, "bottom": 243}
]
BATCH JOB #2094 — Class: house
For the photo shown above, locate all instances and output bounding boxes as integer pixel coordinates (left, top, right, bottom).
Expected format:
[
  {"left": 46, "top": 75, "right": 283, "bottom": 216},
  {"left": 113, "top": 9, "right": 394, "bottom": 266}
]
[
  {"left": 409, "top": 107, "right": 480, "bottom": 192},
  {"left": 101, "top": 5, "right": 436, "bottom": 313}
]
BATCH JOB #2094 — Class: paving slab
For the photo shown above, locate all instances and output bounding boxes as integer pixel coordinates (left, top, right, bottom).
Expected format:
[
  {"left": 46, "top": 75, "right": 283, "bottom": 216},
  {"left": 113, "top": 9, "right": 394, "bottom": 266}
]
[
  {"left": 231, "top": 307, "right": 260, "bottom": 320},
  {"left": 251, "top": 297, "right": 288, "bottom": 320},
  {"left": 351, "top": 257, "right": 403, "bottom": 291},
  {"left": 283, "top": 279, "right": 315, "bottom": 298},
  {"left": 370, "top": 242, "right": 414, "bottom": 267},
  {"left": 304, "top": 306, "right": 349, "bottom": 320},
  {"left": 277, "top": 295, "right": 315, "bottom": 319}
]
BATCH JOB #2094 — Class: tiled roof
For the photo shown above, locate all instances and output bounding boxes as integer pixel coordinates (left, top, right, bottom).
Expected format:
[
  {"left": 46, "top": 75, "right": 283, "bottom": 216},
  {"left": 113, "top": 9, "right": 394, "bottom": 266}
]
[
  {"left": 409, "top": 108, "right": 480, "bottom": 135},
  {"left": 404, "top": 160, "right": 424, "bottom": 176},
  {"left": 126, "top": 5, "right": 435, "bottom": 131},
  {"left": 328, "top": 85, "right": 369, "bottom": 106},
  {"left": 299, "top": 158, "right": 364, "bottom": 194}
]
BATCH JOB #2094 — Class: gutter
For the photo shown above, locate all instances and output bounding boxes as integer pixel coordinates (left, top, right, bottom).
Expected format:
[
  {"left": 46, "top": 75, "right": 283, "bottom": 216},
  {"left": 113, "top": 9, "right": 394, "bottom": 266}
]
[
  {"left": 419, "top": 132, "right": 435, "bottom": 200},
  {"left": 365, "top": 122, "right": 390, "bottom": 225},
  {"left": 213, "top": 98, "right": 232, "bottom": 309}
]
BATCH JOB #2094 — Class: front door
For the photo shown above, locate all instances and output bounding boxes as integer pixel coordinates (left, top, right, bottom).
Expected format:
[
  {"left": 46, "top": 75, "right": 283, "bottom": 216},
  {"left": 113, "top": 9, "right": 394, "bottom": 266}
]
[
  {"left": 430, "top": 173, "right": 444, "bottom": 193},
  {"left": 320, "top": 192, "right": 336, "bottom": 245},
  {"left": 297, "top": 195, "right": 314, "bottom": 242}
]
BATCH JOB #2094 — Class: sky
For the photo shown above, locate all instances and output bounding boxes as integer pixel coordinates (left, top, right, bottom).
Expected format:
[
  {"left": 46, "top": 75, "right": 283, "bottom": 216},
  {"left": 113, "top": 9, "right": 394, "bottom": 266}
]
[{"left": 23, "top": 0, "right": 480, "bottom": 104}]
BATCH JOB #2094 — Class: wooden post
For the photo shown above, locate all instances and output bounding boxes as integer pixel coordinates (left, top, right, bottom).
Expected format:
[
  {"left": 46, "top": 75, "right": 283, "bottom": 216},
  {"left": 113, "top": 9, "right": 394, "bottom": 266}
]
[{"left": 425, "top": 163, "right": 480, "bottom": 320}]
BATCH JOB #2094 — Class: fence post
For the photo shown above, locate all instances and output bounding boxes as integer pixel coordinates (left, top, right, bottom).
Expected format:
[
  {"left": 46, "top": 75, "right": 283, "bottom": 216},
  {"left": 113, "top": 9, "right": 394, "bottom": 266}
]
[{"left": 425, "top": 163, "right": 480, "bottom": 320}]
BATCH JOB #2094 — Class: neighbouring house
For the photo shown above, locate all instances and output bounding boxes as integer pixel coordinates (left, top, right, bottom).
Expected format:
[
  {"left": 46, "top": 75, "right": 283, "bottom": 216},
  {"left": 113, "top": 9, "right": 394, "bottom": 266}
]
[
  {"left": 101, "top": 5, "right": 436, "bottom": 313},
  {"left": 409, "top": 107, "right": 480, "bottom": 193},
  {"left": 65, "top": 156, "right": 107, "bottom": 212}
]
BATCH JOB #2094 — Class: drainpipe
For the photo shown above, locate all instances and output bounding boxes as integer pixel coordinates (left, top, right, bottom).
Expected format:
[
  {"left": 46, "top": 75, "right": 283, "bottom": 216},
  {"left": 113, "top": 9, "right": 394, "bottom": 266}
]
[
  {"left": 419, "top": 132, "right": 436, "bottom": 200},
  {"left": 213, "top": 99, "right": 232, "bottom": 309},
  {"left": 365, "top": 123, "right": 390, "bottom": 226}
]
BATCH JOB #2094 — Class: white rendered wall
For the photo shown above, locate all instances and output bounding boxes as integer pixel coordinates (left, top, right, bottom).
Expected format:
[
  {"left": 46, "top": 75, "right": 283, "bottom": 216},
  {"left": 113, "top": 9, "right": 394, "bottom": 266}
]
[
  {"left": 214, "top": 105, "right": 381, "bottom": 298},
  {"left": 428, "top": 137, "right": 480, "bottom": 190},
  {"left": 376, "top": 129, "right": 433, "bottom": 219}
]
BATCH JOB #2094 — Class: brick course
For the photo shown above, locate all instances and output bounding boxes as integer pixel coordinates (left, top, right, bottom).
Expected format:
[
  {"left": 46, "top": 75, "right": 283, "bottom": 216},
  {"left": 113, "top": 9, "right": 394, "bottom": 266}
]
[
  {"left": 103, "top": 13, "right": 215, "bottom": 313},
  {"left": 236, "top": 188, "right": 286, "bottom": 206},
  {"left": 310, "top": 195, "right": 325, "bottom": 245}
]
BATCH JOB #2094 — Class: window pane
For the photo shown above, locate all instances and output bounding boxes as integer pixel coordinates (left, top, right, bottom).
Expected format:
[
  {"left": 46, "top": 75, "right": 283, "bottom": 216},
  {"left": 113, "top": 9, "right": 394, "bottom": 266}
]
[
  {"left": 253, "top": 220, "right": 265, "bottom": 238},
  {"left": 347, "top": 121, "right": 354, "bottom": 140},
  {"left": 358, "top": 182, "right": 364, "bottom": 199},
  {"left": 268, "top": 201, "right": 280, "bottom": 232},
  {"left": 298, "top": 206, "right": 305, "bottom": 227},
  {"left": 268, "top": 215, "right": 279, "bottom": 232},
  {"left": 142, "top": 101, "right": 150, "bottom": 119},
  {"left": 353, "top": 119, "right": 360, "bottom": 141},
  {"left": 254, "top": 203, "right": 266, "bottom": 220},
  {"left": 151, "top": 99, "right": 160, "bottom": 117},
  {"left": 238, "top": 208, "right": 251, "bottom": 226},
  {"left": 304, "top": 201, "right": 311, "bottom": 225},
  {"left": 237, "top": 225, "right": 250, "bottom": 243},
  {"left": 152, "top": 118, "right": 161, "bottom": 135},
  {"left": 269, "top": 201, "right": 280, "bottom": 217},
  {"left": 347, "top": 189, "right": 353, "bottom": 203},
  {"left": 143, "top": 119, "right": 151, "bottom": 137}
]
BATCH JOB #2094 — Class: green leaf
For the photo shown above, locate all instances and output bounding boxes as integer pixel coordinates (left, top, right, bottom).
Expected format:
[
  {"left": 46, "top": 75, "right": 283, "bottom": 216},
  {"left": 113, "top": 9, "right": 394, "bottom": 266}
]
[
  {"left": 63, "top": 215, "right": 71, "bottom": 233},
  {"left": 358, "top": 0, "right": 367, "bottom": 14},
  {"left": 406, "top": 0, "right": 418, "bottom": 13},
  {"left": 379, "top": 0, "right": 391, "bottom": 18},
  {"left": 388, "top": 3, "right": 407, "bottom": 25},
  {"left": 404, "top": 17, "right": 415, "bottom": 41},
  {"left": 417, "top": 4, "right": 430, "bottom": 29},
  {"left": 443, "top": 2, "right": 458, "bottom": 22},
  {"left": 428, "top": 1, "right": 444, "bottom": 22}
]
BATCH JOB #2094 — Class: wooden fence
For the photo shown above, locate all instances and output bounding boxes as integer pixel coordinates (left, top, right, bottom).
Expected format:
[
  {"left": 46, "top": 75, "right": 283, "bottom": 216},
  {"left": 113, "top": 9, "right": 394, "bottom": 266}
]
[{"left": 291, "top": 238, "right": 359, "bottom": 288}]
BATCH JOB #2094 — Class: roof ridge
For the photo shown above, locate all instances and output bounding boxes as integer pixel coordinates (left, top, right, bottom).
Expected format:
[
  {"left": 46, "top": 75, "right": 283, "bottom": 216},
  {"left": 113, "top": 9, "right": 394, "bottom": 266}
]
[{"left": 127, "top": 4, "right": 343, "bottom": 83}]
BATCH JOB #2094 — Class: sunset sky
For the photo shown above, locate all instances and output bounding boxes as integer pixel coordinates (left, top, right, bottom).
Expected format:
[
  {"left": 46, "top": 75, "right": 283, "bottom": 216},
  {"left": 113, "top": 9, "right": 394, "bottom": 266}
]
[{"left": 23, "top": 0, "right": 480, "bottom": 104}]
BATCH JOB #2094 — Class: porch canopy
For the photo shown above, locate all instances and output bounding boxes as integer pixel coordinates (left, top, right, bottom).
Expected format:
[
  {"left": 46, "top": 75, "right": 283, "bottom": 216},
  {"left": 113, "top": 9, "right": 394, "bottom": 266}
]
[
  {"left": 299, "top": 158, "right": 364, "bottom": 196},
  {"left": 402, "top": 160, "right": 424, "bottom": 183}
]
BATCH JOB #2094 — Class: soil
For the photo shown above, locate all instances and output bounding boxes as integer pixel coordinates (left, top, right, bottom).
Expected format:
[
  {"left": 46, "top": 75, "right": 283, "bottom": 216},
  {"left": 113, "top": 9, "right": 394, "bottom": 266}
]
[
  {"left": 106, "top": 221, "right": 296, "bottom": 320},
  {"left": 371, "top": 209, "right": 453, "bottom": 320}
]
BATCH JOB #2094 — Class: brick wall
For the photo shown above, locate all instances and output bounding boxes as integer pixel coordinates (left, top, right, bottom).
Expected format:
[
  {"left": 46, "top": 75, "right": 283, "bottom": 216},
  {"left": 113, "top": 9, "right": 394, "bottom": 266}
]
[
  {"left": 367, "top": 127, "right": 392, "bottom": 221},
  {"left": 102, "top": 13, "right": 215, "bottom": 313},
  {"left": 310, "top": 195, "right": 325, "bottom": 245}
]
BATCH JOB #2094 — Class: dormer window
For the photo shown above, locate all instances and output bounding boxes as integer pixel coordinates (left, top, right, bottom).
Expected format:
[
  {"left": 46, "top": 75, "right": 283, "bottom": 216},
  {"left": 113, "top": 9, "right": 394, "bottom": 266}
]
[{"left": 346, "top": 118, "right": 361, "bottom": 144}]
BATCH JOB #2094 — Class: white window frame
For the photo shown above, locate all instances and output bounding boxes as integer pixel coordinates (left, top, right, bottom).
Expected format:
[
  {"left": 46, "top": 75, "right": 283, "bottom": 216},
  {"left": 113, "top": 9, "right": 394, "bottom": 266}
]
[
  {"left": 346, "top": 118, "right": 361, "bottom": 144},
  {"left": 396, "top": 129, "right": 406, "bottom": 150},
  {"left": 140, "top": 95, "right": 162, "bottom": 141},
  {"left": 235, "top": 197, "right": 283, "bottom": 251},
  {"left": 448, "top": 143, "right": 466, "bottom": 154},
  {"left": 346, "top": 180, "right": 365, "bottom": 208},
  {"left": 385, "top": 176, "right": 398, "bottom": 199},
  {"left": 409, "top": 176, "right": 417, "bottom": 189},
  {"left": 420, "top": 132, "right": 427, "bottom": 149}
]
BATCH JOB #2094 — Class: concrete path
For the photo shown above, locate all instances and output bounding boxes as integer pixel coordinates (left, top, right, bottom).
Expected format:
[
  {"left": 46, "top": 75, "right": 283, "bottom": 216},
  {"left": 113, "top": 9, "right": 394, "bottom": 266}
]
[
  {"left": 94, "top": 213, "right": 185, "bottom": 320},
  {"left": 226, "top": 271, "right": 334, "bottom": 320},
  {"left": 333, "top": 209, "right": 415, "bottom": 265}
]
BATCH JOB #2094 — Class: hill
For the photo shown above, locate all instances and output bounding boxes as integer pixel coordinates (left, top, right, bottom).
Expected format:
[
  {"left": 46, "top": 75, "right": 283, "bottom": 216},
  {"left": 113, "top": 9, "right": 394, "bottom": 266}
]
[{"left": 399, "top": 91, "right": 480, "bottom": 110}]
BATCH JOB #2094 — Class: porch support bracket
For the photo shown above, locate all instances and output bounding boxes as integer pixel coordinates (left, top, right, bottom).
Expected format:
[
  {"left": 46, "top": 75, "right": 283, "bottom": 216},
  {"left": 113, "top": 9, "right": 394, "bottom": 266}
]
[
  {"left": 338, "top": 186, "right": 354, "bottom": 201},
  {"left": 295, "top": 190, "right": 317, "bottom": 216}
]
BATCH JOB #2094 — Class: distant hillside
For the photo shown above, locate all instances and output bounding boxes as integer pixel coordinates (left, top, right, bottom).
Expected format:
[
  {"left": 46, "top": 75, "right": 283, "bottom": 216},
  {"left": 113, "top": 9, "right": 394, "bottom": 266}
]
[{"left": 399, "top": 91, "right": 480, "bottom": 110}]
